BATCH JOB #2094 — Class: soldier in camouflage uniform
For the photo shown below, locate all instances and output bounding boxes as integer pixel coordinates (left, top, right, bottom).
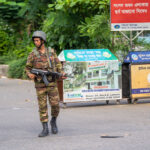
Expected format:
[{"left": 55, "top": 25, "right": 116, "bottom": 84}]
[{"left": 25, "top": 31, "right": 66, "bottom": 137}]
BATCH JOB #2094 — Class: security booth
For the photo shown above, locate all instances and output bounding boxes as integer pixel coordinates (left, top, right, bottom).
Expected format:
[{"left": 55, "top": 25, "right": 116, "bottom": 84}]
[
  {"left": 58, "top": 49, "right": 122, "bottom": 105},
  {"left": 122, "top": 51, "right": 150, "bottom": 104}
]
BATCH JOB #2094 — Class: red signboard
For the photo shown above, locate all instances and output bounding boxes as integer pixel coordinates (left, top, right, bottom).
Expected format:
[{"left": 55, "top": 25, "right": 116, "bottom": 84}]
[{"left": 111, "top": 0, "right": 150, "bottom": 31}]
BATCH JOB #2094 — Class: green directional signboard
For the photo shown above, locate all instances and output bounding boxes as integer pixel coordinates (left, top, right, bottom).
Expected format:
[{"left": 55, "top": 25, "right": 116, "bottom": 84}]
[{"left": 63, "top": 49, "right": 118, "bottom": 62}]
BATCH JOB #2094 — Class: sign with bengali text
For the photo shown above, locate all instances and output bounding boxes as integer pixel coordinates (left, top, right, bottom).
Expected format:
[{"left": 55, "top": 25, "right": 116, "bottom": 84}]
[
  {"left": 111, "top": 0, "right": 150, "bottom": 31},
  {"left": 131, "top": 64, "right": 150, "bottom": 98}
]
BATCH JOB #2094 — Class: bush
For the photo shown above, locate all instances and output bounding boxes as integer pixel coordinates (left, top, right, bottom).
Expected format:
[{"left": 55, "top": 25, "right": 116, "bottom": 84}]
[
  {"left": 0, "top": 30, "right": 13, "bottom": 55},
  {"left": 0, "top": 56, "right": 10, "bottom": 64},
  {"left": 8, "top": 57, "right": 27, "bottom": 79}
]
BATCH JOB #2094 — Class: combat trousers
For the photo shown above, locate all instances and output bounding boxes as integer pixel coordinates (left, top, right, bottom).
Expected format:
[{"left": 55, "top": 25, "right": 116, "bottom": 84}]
[{"left": 36, "top": 86, "right": 60, "bottom": 122}]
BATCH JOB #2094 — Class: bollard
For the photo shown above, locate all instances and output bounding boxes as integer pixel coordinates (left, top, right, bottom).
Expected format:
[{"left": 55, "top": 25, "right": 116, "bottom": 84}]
[{"left": 0, "top": 65, "right": 9, "bottom": 78}]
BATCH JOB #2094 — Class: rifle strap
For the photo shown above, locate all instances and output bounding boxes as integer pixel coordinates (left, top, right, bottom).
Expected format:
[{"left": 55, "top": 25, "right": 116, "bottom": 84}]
[{"left": 46, "top": 47, "right": 54, "bottom": 72}]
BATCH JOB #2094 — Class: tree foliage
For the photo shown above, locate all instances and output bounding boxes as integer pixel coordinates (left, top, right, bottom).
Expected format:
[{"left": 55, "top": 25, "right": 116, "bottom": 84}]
[
  {"left": 79, "top": 14, "right": 111, "bottom": 49},
  {"left": 0, "top": 0, "right": 150, "bottom": 78},
  {"left": 18, "top": 0, "right": 51, "bottom": 34},
  {"left": 43, "top": 0, "right": 110, "bottom": 51}
]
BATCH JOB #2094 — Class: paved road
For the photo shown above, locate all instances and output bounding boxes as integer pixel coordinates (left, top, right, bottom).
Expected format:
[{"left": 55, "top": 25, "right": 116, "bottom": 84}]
[{"left": 1, "top": 78, "right": 150, "bottom": 150}]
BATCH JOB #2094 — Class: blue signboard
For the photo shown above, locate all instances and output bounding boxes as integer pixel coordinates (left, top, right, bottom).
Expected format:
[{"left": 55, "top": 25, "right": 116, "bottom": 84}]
[
  {"left": 124, "top": 51, "right": 150, "bottom": 63},
  {"left": 132, "top": 88, "right": 150, "bottom": 94}
]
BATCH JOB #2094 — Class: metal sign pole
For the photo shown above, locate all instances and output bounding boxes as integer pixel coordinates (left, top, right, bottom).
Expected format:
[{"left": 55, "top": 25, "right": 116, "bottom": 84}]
[
  {"left": 130, "top": 31, "right": 133, "bottom": 51},
  {"left": 120, "top": 30, "right": 144, "bottom": 51}
]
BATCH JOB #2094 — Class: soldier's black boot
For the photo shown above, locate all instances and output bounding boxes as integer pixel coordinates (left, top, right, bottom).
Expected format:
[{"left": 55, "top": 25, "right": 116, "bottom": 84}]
[
  {"left": 50, "top": 117, "right": 58, "bottom": 134},
  {"left": 38, "top": 122, "right": 49, "bottom": 137}
]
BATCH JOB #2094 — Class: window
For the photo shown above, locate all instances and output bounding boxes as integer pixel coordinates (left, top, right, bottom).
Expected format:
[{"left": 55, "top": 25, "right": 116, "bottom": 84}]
[
  {"left": 101, "top": 69, "right": 107, "bottom": 76},
  {"left": 93, "top": 70, "right": 99, "bottom": 77},
  {"left": 97, "top": 82, "right": 102, "bottom": 86},
  {"left": 88, "top": 72, "right": 92, "bottom": 78},
  {"left": 91, "top": 82, "right": 96, "bottom": 85}
]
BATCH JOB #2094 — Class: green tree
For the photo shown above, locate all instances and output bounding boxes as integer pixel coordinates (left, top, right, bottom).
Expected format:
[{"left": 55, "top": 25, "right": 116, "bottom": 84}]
[
  {"left": 43, "top": 0, "right": 108, "bottom": 52},
  {"left": 0, "top": 0, "right": 25, "bottom": 35},
  {"left": 18, "top": 0, "right": 51, "bottom": 34},
  {"left": 79, "top": 14, "right": 111, "bottom": 49}
]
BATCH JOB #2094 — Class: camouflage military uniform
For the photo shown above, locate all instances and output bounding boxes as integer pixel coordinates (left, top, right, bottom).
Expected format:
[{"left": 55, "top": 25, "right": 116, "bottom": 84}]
[{"left": 26, "top": 48, "right": 63, "bottom": 122}]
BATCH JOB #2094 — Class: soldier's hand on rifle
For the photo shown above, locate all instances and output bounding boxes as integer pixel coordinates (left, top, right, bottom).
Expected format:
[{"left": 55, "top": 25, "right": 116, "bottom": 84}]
[
  {"left": 61, "top": 73, "right": 67, "bottom": 79},
  {"left": 28, "top": 73, "right": 36, "bottom": 80}
]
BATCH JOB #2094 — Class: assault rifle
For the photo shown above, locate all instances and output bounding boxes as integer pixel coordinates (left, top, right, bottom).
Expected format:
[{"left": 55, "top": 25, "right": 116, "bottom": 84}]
[{"left": 31, "top": 68, "right": 72, "bottom": 86}]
